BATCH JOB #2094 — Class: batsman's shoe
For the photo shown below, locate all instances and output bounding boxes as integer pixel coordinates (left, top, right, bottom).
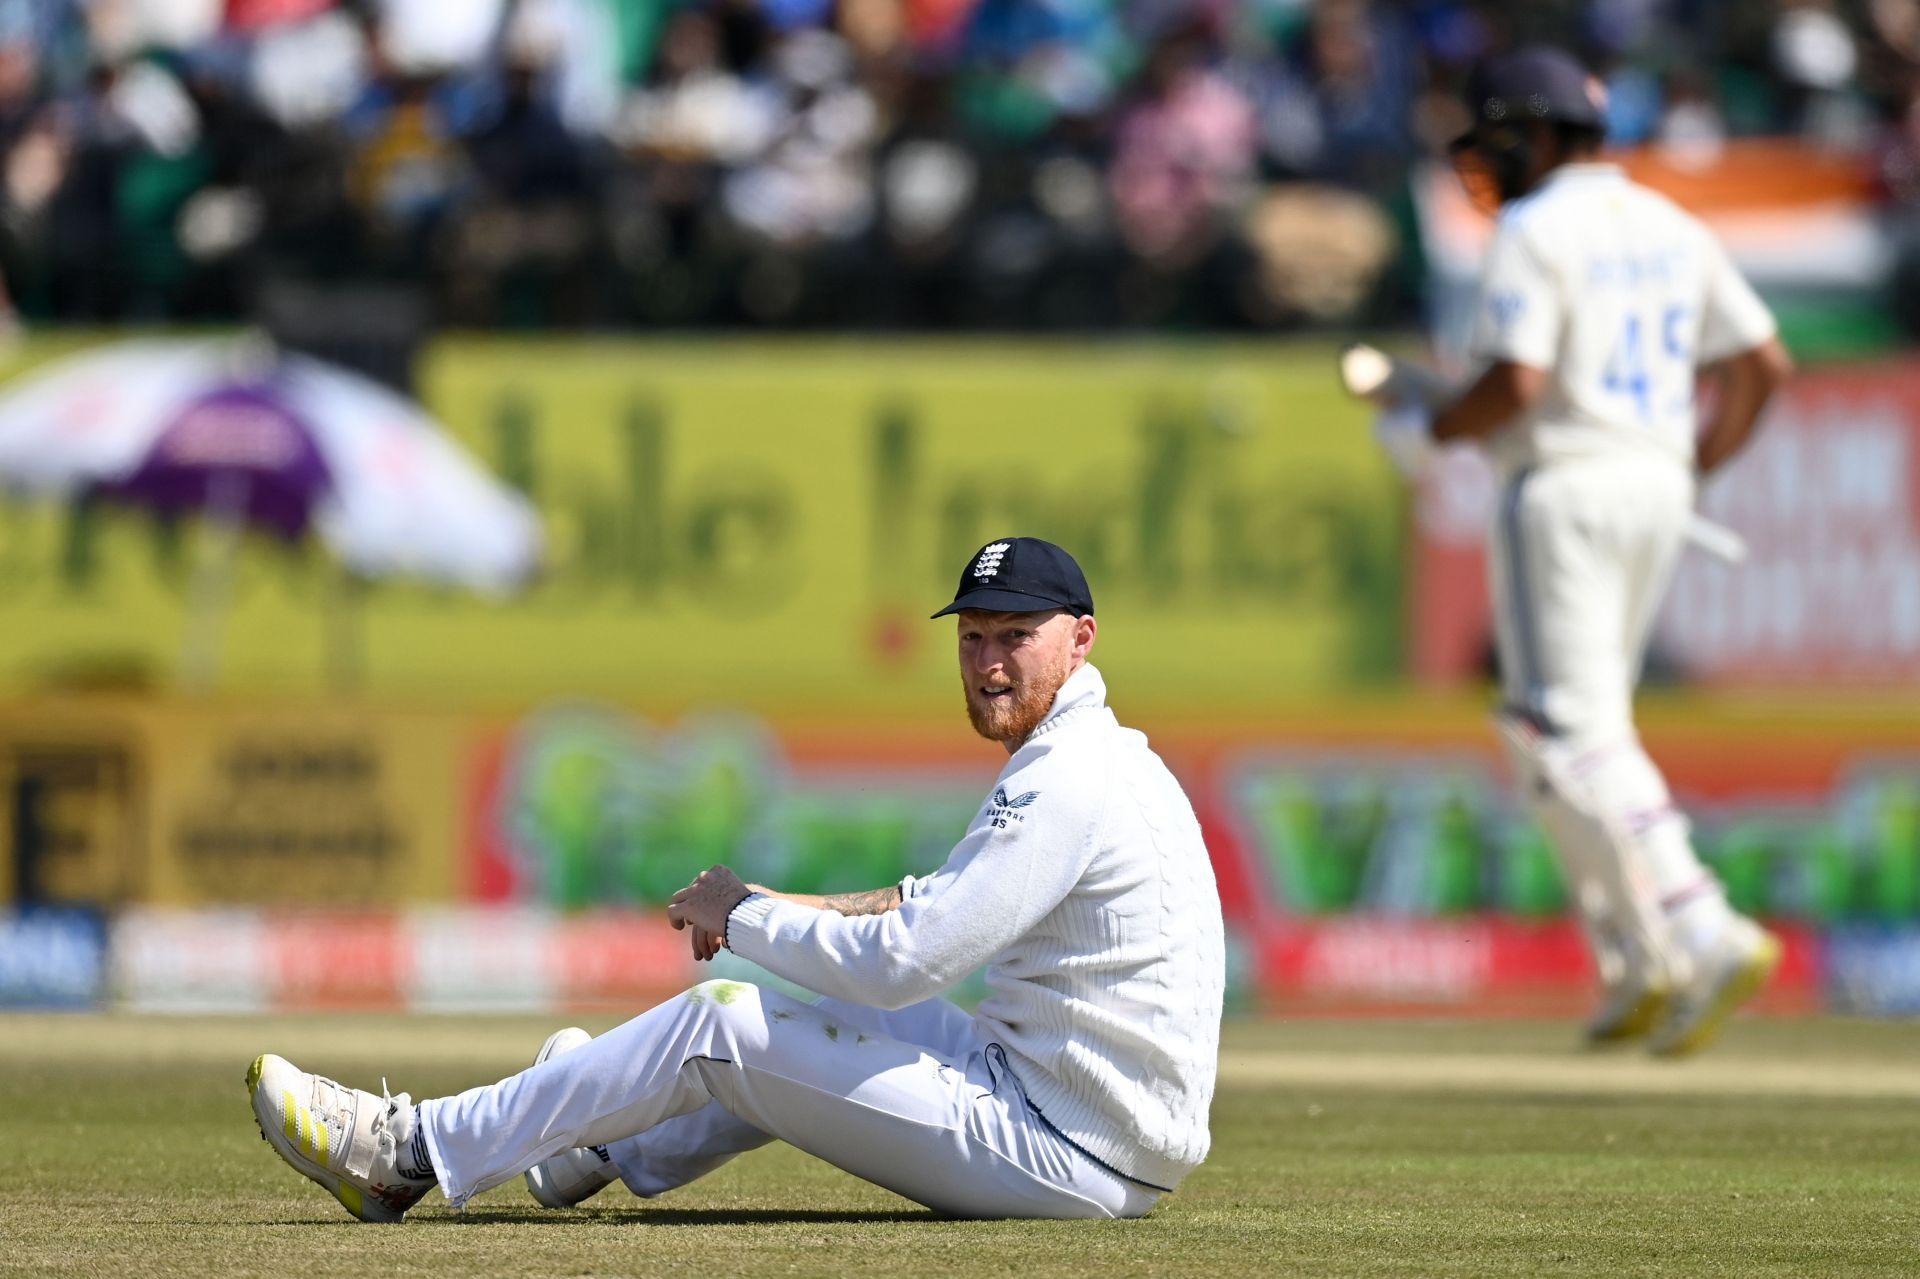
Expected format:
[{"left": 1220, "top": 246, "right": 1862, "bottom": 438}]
[
  {"left": 1583, "top": 977, "right": 1670, "bottom": 1047},
  {"left": 1649, "top": 921, "right": 1782, "bottom": 1058},
  {"left": 246, "top": 1053, "right": 436, "bottom": 1223},
  {"left": 525, "top": 1027, "right": 618, "bottom": 1209}
]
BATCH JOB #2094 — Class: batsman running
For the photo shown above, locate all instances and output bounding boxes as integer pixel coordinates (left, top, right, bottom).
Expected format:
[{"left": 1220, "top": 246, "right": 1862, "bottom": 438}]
[
  {"left": 1343, "top": 46, "right": 1793, "bottom": 1054},
  {"left": 244, "top": 536, "right": 1225, "bottom": 1221}
]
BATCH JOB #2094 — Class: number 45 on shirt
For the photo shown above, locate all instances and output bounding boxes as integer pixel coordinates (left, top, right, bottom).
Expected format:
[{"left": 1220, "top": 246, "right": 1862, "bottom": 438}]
[{"left": 1603, "top": 304, "right": 1692, "bottom": 423}]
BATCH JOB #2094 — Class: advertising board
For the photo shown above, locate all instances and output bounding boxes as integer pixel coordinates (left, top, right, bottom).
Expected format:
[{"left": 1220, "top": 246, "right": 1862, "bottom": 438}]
[{"left": 0, "top": 338, "right": 1402, "bottom": 713}]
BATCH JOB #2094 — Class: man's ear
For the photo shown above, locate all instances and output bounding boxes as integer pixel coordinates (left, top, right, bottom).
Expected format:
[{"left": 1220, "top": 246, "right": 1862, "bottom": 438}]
[{"left": 1073, "top": 614, "right": 1097, "bottom": 662}]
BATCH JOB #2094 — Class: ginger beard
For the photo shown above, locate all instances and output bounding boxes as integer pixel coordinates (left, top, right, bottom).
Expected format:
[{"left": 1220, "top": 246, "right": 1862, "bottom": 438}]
[{"left": 961, "top": 636, "right": 1073, "bottom": 745}]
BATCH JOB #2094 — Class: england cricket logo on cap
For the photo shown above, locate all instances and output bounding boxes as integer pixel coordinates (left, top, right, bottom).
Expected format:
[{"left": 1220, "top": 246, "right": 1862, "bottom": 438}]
[{"left": 972, "top": 542, "right": 1011, "bottom": 579}]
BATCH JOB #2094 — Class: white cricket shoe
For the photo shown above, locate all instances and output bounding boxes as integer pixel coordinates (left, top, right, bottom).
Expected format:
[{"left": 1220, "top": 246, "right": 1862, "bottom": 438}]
[
  {"left": 1583, "top": 976, "right": 1670, "bottom": 1047},
  {"left": 1649, "top": 919, "right": 1782, "bottom": 1058},
  {"left": 524, "top": 1027, "right": 619, "bottom": 1208},
  {"left": 246, "top": 1053, "right": 436, "bottom": 1223}
]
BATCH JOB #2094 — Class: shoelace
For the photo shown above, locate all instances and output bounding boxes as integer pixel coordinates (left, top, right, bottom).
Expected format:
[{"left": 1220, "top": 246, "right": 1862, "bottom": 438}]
[
  {"left": 371, "top": 1078, "right": 405, "bottom": 1164},
  {"left": 371, "top": 1077, "right": 433, "bottom": 1184},
  {"left": 306, "top": 1074, "right": 355, "bottom": 1139}
]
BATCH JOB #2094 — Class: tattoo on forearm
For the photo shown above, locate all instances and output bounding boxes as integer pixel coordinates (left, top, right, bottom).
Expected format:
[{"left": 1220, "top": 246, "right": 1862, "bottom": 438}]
[{"left": 820, "top": 886, "right": 903, "bottom": 916}]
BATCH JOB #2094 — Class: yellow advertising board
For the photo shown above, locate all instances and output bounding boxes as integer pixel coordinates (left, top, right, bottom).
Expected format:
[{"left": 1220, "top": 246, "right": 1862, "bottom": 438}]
[
  {"left": 0, "top": 338, "right": 1398, "bottom": 715},
  {"left": 0, "top": 696, "right": 464, "bottom": 906}
]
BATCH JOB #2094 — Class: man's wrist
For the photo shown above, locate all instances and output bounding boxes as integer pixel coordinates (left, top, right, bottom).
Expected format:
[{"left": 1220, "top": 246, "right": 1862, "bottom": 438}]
[{"left": 722, "top": 890, "right": 766, "bottom": 949}]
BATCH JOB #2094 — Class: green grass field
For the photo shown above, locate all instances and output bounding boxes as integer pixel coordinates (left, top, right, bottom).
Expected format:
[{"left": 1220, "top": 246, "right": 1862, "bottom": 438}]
[{"left": 3, "top": 1012, "right": 1917, "bottom": 1278}]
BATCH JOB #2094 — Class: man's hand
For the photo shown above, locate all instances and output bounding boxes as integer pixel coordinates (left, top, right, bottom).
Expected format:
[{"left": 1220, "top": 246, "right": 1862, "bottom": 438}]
[
  {"left": 1695, "top": 336, "right": 1792, "bottom": 476},
  {"left": 668, "top": 865, "right": 753, "bottom": 959},
  {"left": 688, "top": 924, "right": 725, "bottom": 963}
]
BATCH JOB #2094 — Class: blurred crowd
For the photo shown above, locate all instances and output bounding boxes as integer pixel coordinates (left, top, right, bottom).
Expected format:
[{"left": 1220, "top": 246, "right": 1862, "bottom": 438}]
[{"left": 1, "top": 0, "right": 1918, "bottom": 332}]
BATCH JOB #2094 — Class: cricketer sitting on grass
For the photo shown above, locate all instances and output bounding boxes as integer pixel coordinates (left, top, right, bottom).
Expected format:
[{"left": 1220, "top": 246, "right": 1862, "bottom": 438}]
[
  {"left": 1354, "top": 46, "right": 1793, "bottom": 1055},
  {"left": 246, "top": 536, "right": 1226, "bottom": 1222}
]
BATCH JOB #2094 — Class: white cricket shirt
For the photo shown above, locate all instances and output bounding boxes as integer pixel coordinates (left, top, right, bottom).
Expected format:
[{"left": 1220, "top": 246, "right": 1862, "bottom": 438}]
[
  {"left": 1469, "top": 162, "right": 1778, "bottom": 477},
  {"left": 726, "top": 663, "right": 1226, "bottom": 1193}
]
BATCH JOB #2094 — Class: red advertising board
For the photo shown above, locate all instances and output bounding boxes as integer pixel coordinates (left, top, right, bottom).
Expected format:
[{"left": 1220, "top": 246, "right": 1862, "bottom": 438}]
[
  {"left": 1254, "top": 917, "right": 1820, "bottom": 1016},
  {"left": 265, "top": 913, "right": 405, "bottom": 1010}
]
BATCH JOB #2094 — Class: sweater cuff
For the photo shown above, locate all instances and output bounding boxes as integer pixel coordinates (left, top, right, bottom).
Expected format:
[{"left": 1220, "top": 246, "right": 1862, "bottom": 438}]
[{"left": 725, "top": 892, "right": 776, "bottom": 950}]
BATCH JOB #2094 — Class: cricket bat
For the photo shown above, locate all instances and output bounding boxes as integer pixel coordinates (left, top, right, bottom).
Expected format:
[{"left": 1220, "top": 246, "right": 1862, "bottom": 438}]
[{"left": 1684, "top": 516, "right": 1747, "bottom": 564}]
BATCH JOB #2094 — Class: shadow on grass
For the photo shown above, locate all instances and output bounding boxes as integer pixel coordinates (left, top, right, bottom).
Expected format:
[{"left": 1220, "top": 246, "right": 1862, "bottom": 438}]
[{"left": 419, "top": 1206, "right": 937, "bottom": 1226}]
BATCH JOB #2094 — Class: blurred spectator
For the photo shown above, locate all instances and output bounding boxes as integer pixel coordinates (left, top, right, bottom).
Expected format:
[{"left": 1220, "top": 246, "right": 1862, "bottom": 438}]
[
  {"left": 1108, "top": 18, "right": 1254, "bottom": 269},
  {"left": 1299, "top": 0, "right": 1419, "bottom": 194},
  {"left": 1243, "top": 182, "right": 1396, "bottom": 322},
  {"left": 1656, "top": 66, "right": 1727, "bottom": 169},
  {"left": 447, "top": 38, "right": 598, "bottom": 325},
  {"left": 722, "top": 29, "right": 879, "bottom": 251},
  {"left": 342, "top": 54, "right": 469, "bottom": 270},
  {"left": 1773, "top": 0, "right": 1872, "bottom": 145}
]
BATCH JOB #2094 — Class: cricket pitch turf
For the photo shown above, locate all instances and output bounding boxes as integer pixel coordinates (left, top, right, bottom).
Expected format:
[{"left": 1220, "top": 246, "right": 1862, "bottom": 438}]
[{"left": 3, "top": 1012, "right": 1916, "bottom": 1277}]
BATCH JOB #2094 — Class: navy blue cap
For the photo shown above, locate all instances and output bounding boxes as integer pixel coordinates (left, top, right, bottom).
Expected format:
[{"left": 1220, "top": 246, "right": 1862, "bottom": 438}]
[
  {"left": 1462, "top": 45, "right": 1607, "bottom": 134},
  {"left": 931, "top": 537, "right": 1095, "bottom": 619}
]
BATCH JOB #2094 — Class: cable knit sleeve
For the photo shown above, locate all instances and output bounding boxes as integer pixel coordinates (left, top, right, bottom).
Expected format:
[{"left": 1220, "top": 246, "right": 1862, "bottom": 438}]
[{"left": 725, "top": 746, "right": 1104, "bottom": 1009}]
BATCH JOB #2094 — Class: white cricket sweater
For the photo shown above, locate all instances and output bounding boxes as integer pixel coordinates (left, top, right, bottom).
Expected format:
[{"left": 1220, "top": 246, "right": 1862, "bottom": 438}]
[{"left": 726, "top": 663, "right": 1225, "bottom": 1192}]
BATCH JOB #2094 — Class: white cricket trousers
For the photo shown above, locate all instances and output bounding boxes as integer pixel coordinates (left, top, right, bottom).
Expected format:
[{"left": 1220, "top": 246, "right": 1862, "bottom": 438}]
[
  {"left": 417, "top": 979, "right": 1162, "bottom": 1220},
  {"left": 1488, "top": 453, "right": 1693, "bottom": 745}
]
